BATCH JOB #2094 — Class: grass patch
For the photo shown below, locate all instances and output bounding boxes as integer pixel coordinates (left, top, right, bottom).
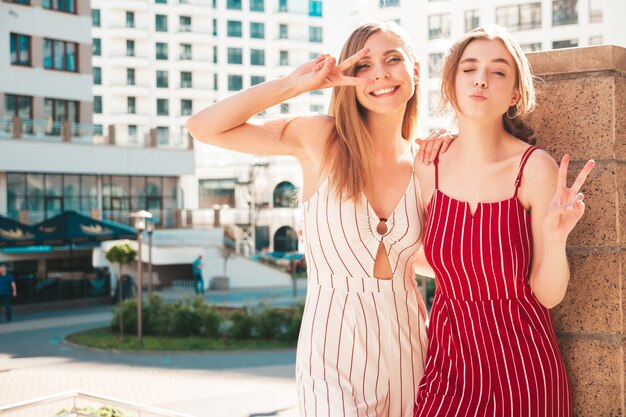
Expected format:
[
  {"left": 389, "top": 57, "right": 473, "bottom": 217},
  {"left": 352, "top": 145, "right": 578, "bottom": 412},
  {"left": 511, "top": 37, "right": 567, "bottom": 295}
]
[{"left": 66, "top": 326, "right": 297, "bottom": 351}]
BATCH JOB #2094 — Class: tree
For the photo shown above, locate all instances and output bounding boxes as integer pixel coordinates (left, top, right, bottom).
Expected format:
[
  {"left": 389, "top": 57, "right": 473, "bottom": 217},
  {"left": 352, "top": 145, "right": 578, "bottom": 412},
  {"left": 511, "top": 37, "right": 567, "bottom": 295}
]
[{"left": 105, "top": 241, "right": 137, "bottom": 337}]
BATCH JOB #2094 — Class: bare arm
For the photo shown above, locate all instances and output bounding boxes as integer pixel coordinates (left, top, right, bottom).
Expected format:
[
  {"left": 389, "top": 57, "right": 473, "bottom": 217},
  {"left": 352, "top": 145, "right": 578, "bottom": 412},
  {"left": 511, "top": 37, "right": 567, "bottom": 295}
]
[
  {"left": 11, "top": 281, "right": 16, "bottom": 297},
  {"left": 414, "top": 246, "right": 435, "bottom": 278},
  {"left": 525, "top": 151, "right": 595, "bottom": 308}
]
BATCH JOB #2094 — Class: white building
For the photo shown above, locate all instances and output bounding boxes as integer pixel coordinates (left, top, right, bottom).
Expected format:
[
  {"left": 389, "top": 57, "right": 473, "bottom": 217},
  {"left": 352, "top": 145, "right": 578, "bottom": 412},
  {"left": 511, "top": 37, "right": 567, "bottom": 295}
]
[{"left": 326, "top": 0, "right": 626, "bottom": 131}]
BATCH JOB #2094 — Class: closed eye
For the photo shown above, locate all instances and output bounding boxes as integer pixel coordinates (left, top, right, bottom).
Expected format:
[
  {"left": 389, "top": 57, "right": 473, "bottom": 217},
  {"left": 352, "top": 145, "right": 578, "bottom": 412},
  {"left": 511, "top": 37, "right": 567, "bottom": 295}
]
[
  {"left": 355, "top": 63, "right": 370, "bottom": 71},
  {"left": 493, "top": 71, "right": 506, "bottom": 76}
]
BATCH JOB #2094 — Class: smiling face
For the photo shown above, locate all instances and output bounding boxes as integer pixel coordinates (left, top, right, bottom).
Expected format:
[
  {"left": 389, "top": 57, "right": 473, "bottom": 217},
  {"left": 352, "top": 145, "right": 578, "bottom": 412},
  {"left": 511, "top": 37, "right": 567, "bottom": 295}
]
[
  {"left": 353, "top": 31, "right": 418, "bottom": 116},
  {"left": 453, "top": 39, "right": 520, "bottom": 120}
]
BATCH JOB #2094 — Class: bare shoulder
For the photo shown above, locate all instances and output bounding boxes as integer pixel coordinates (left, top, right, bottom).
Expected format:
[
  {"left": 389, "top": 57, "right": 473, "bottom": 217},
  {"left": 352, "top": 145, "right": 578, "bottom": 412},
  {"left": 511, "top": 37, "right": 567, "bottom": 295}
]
[{"left": 523, "top": 148, "right": 559, "bottom": 185}]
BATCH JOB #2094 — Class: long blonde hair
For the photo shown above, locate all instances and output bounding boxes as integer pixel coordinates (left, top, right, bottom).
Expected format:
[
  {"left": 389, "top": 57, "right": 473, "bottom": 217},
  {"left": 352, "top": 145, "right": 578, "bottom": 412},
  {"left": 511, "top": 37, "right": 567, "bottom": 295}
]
[
  {"left": 439, "top": 24, "right": 537, "bottom": 143},
  {"left": 326, "top": 21, "right": 419, "bottom": 201}
]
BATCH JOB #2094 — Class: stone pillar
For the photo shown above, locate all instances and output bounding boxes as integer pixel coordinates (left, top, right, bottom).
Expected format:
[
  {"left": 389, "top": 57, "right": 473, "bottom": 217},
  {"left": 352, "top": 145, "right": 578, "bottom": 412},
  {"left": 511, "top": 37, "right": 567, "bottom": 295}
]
[{"left": 526, "top": 45, "right": 626, "bottom": 416}]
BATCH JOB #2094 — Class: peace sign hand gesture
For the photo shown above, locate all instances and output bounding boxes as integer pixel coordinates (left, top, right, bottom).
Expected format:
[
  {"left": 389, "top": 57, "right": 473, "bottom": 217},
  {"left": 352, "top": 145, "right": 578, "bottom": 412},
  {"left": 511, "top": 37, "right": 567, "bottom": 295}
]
[
  {"left": 287, "top": 48, "right": 374, "bottom": 95},
  {"left": 542, "top": 154, "right": 595, "bottom": 243}
]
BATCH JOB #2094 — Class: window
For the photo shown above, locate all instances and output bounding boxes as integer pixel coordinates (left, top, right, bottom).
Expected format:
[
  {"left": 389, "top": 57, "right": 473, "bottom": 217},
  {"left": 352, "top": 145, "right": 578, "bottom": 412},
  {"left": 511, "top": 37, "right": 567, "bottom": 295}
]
[
  {"left": 310, "top": 52, "right": 320, "bottom": 60},
  {"left": 280, "top": 103, "right": 289, "bottom": 114},
  {"left": 42, "top": 0, "right": 75, "bottom": 13},
  {"left": 157, "top": 70, "right": 169, "bottom": 88},
  {"left": 212, "top": 0, "right": 216, "bottom": 8},
  {"left": 128, "top": 125, "right": 137, "bottom": 138},
  {"left": 250, "top": 0, "right": 264, "bottom": 12},
  {"left": 181, "top": 71, "right": 192, "bottom": 88},
  {"left": 589, "top": 35, "right": 603, "bottom": 45},
  {"left": 589, "top": 0, "right": 602, "bottom": 22},
  {"left": 126, "top": 40, "right": 135, "bottom": 56},
  {"left": 94, "top": 96, "right": 102, "bottom": 114},
  {"left": 379, "top": 0, "right": 399, "bottom": 6},
  {"left": 43, "top": 38, "right": 78, "bottom": 71},
  {"left": 279, "top": 0, "right": 288, "bottom": 12},
  {"left": 227, "top": 47, "right": 243, "bottom": 64},
  {"left": 180, "top": 44, "right": 192, "bottom": 60},
  {"left": 94, "top": 124, "right": 103, "bottom": 135},
  {"left": 227, "top": 0, "right": 241, "bottom": 9},
  {"left": 156, "top": 42, "right": 168, "bottom": 60},
  {"left": 309, "top": 0, "right": 322, "bottom": 16},
  {"left": 10, "top": 33, "right": 31, "bottom": 66},
  {"left": 156, "top": 14, "right": 168, "bottom": 32},
  {"left": 279, "top": 50, "right": 288, "bottom": 66},
  {"left": 428, "top": 14, "right": 450, "bottom": 39},
  {"left": 127, "top": 97, "right": 136, "bottom": 114},
  {"left": 126, "top": 11, "right": 135, "bottom": 28},
  {"left": 199, "top": 178, "right": 236, "bottom": 208},
  {"left": 5, "top": 94, "right": 33, "bottom": 120},
  {"left": 127, "top": 68, "right": 135, "bottom": 85},
  {"left": 213, "top": 46, "right": 218, "bottom": 63},
  {"left": 465, "top": 9, "right": 479, "bottom": 32},
  {"left": 553, "top": 0, "right": 578, "bottom": 26},
  {"left": 251, "top": 75, "right": 265, "bottom": 86},
  {"left": 310, "top": 89, "right": 322, "bottom": 95},
  {"left": 250, "top": 49, "right": 265, "bottom": 66},
  {"left": 157, "top": 98, "right": 169, "bottom": 115},
  {"left": 309, "top": 26, "right": 322, "bottom": 43},
  {"left": 6, "top": 0, "right": 31, "bottom": 4},
  {"left": 552, "top": 39, "right": 578, "bottom": 49},
  {"left": 428, "top": 53, "right": 443, "bottom": 78},
  {"left": 92, "top": 9, "right": 101, "bottom": 27},
  {"left": 279, "top": 24, "right": 288, "bottom": 39},
  {"left": 212, "top": 19, "right": 218, "bottom": 36},
  {"left": 310, "top": 104, "right": 324, "bottom": 112},
  {"left": 181, "top": 99, "right": 193, "bottom": 116},
  {"left": 228, "top": 75, "right": 243, "bottom": 91},
  {"left": 273, "top": 181, "right": 298, "bottom": 207},
  {"left": 227, "top": 20, "right": 242, "bottom": 37},
  {"left": 180, "top": 16, "right": 191, "bottom": 32},
  {"left": 250, "top": 22, "right": 265, "bottom": 39},
  {"left": 44, "top": 98, "right": 79, "bottom": 124},
  {"left": 93, "top": 67, "right": 102, "bottom": 85},
  {"left": 496, "top": 3, "right": 542, "bottom": 31},
  {"left": 521, "top": 42, "right": 542, "bottom": 52},
  {"left": 156, "top": 127, "right": 169, "bottom": 145},
  {"left": 213, "top": 73, "right": 218, "bottom": 90},
  {"left": 155, "top": 0, "right": 167, "bottom": 3},
  {"left": 93, "top": 38, "right": 101, "bottom": 56}
]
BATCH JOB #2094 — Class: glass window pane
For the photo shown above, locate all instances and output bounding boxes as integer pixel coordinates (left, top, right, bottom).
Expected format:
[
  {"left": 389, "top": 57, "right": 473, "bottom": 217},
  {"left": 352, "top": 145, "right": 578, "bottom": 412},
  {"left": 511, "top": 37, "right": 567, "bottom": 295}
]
[
  {"left": 44, "top": 39, "right": 52, "bottom": 68},
  {"left": 53, "top": 40, "right": 64, "bottom": 69},
  {"left": 46, "top": 174, "right": 63, "bottom": 196},
  {"left": 66, "top": 42, "right": 76, "bottom": 71},
  {"left": 147, "top": 177, "right": 163, "bottom": 196}
]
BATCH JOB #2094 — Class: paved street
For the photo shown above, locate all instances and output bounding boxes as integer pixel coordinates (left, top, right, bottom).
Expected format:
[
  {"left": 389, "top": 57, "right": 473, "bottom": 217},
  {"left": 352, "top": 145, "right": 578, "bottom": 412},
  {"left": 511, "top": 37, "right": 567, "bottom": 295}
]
[{"left": 0, "top": 285, "right": 308, "bottom": 417}]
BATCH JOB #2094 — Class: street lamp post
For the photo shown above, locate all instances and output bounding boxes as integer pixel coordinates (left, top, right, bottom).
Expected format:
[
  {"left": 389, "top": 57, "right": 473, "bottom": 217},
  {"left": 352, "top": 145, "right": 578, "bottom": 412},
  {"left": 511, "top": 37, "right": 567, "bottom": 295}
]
[
  {"left": 146, "top": 218, "right": 156, "bottom": 297},
  {"left": 130, "top": 210, "right": 152, "bottom": 345}
]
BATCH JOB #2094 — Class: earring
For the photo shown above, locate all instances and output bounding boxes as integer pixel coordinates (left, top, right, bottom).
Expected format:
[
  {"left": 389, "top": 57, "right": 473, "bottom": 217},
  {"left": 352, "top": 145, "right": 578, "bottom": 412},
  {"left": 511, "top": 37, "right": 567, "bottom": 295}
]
[{"left": 506, "top": 103, "right": 520, "bottom": 119}]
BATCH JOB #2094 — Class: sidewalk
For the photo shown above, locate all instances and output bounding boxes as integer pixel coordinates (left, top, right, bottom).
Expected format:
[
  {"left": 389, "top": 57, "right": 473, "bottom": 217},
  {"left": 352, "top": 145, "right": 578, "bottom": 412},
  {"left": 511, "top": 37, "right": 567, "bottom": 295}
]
[{"left": 0, "top": 284, "right": 308, "bottom": 417}]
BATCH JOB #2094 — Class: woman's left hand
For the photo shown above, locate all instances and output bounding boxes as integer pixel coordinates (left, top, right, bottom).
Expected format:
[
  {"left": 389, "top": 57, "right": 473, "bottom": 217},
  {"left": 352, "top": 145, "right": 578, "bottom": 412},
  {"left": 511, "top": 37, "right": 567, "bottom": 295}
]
[
  {"left": 542, "top": 154, "right": 595, "bottom": 243},
  {"left": 415, "top": 128, "right": 457, "bottom": 164}
]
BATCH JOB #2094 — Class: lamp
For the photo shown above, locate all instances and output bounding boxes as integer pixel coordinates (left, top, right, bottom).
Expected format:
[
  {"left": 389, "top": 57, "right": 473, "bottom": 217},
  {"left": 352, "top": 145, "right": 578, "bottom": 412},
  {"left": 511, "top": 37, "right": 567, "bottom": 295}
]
[
  {"left": 146, "top": 218, "right": 156, "bottom": 297},
  {"left": 129, "top": 210, "right": 152, "bottom": 345}
]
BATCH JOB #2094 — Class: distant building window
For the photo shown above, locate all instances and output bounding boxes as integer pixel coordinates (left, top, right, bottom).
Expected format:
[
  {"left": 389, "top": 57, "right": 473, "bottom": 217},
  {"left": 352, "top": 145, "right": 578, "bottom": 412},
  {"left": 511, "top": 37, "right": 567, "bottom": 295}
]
[
  {"left": 279, "top": 24, "right": 288, "bottom": 39},
  {"left": 250, "top": 0, "right": 264, "bottom": 12},
  {"left": 273, "top": 181, "right": 298, "bottom": 207},
  {"left": 251, "top": 49, "right": 265, "bottom": 66},
  {"left": 10, "top": 33, "right": 31, "bottom": 66},
  {"left": 310, "top": 89, "right": 323, "bottom": 95},
  {"left": 251, "top": 75, "right": 265, "bottom": 86},
  {"left": 379, "top": 0, "right": 400, "bottom": 6},
  {"left": 552, "top": 0, "right": 578, "bottom": 26},
  {"left": 127, "top": 68, "right": 135, "bottom": 85},
  {"left": 181, "top": 71, "right": 192, "bottom": 88},
  {"left": 213, "top": 19, "right": 218, "bottom": 36},
  {"left": 181, "top": 99, "right": 193, "bottom": 116},
  {"left": 212, "top": 0, "right": 216, "bottom": 8},
  {"left": 93, "top": 67, "right": 102, "bottom": 85},
  {"left": 92, "top": 9, "right": 101, "bottom": 27},
  {"left": 309, "top": 0, "right": 322, "bottom": 16},
  {"left": 156, "top": 42, "right": 168, "bottom": 60},
  {"left": 227, "top": 0, "right": 242, "bottom": 9},
  {"left": 43, "top": 38, "right": 78, "bottom": 72},
  {"left": 589, "top": 35, "right": 603, "bottom": 45},
  {"left": 521, "top": 42, "right": 542, "bottom": 52},
  {"left": 6, "top": 0, "right": 30, "bottom": 4},
  {"left": 5, "top": 94, "right": 33, "bottom": 120},
  {"left": 156, "top": 14, "right": 168, "bottom": 32},
  {"left": 280, "top": 50, "right": 289, "bottom": 66},
  {"left": 157, "top": 70, "right": 169, "bottom": 88},
  {"left": 496, "top": 3, "right": 542, "bottom": 31},
  {"left": 310, "top": 104, "right": 324, "bottom": 112},
  {"left": 127, "top": 97, "right": 136, "bottom": 114},
  {"left": 44, "top": 98, "right": 79, "bottom": 124},
  {"left": 213, "top": 73, "right": 219, "bottom": 90},
  {"left": 180, "top": 16, "right": 191, "bottom": 32},
  {"left": 279, "top": 0, "right": 288, "bottom": 12},
  {"left": 155, "top": 0, "right": 167, "bottom": 3},
  {"left": 156, "top": 127, "right": 169, "bottom": 145},
  {"left": 213, "top": 46, "right": 218, "bottom": 63},
  {"left": 128, "top": 125, "right": 137, "bottom": 138},
  {"left": 309, "top": 26, "right": 322, "bottom": 43},
  {"left": 42, "top": 0, "right": 75, "bottom": 13},
  {"left": 589, "top": 0, "right": 602, "bottom": 22},
  {"left": 228, "top": 75, "right": 243, "bottom": 91},
  {"left": 227, "top": 47, "right": 243, "bottom": 64},
  {"left": 126, "top": 11, "right": 135, "bottom": 28},
  {"left": 465, "top": 9, "right": 480, "bottom": 32},
  {"left": 94, "top": 96, "right": 102, "bottom": 114},
  {"left": 94, "top": 124, "right": 103, "bottom": 135},
  {"left": 157, "top": 98, "right": 169, "bottom": 116},
  {"left": 126, "top": 40, "right": 135, "bottom": 56},
  {"left": 199, "top": 178, "right": 236, "bottom": 208},
  {"left": 428, "top": 14, "right": 450, "bottom": 39},
  {"left": 428, "top": 53, "right": 443, "bottom": 78},
  {"left": 180, "top": 44, "right": 192, "bottom": 60},
  {"left": 280, "top": 103, "right": 289, "bottom": 114},
  {"left": 93, "top": 38, "right": 101, "bottom": 56},
  {"left": 227, "top": 20, "right": 242, "bottom": 37},
  {"left": 552, "top": 39, "right": 578, "bottom": 49},
  {"left": 250, "top": 22, "right": 265, "bottom": 39}
]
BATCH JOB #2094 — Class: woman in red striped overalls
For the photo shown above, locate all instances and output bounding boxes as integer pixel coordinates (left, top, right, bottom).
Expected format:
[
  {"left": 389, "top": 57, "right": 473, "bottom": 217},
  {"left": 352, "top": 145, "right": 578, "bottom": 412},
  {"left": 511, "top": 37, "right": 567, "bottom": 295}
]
[{"left": 413, "top": 25, "right": 595, "bottom": 417}]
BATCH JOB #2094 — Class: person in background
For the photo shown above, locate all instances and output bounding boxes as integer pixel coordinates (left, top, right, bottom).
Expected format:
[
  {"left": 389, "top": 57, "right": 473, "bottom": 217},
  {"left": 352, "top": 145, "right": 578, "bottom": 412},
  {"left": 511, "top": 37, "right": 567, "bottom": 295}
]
[
  {"left": 192, "top": 255, "right": 204, "bottom": 295},
  {"left": 0, "top": 264, "right": 17, "bottom": 323}
]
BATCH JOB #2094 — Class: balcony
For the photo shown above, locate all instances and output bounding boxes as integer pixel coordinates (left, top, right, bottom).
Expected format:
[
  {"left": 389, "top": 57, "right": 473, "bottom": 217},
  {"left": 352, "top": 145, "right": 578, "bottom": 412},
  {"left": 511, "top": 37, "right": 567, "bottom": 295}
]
[
  {"left": 107, "top": 54, "right": 150, "bottom": 68},
  {"left": 107, "top": 24, "right": 150, "bottom": 40},
  {"left": 107, "top": 81, "right": 151, "bottom": 96},
  {"left": 172, "top": 0, "right": 213, "bottom": 15},
  {"left": 174, "top": 27, "right": 212, "bottom": 43}
]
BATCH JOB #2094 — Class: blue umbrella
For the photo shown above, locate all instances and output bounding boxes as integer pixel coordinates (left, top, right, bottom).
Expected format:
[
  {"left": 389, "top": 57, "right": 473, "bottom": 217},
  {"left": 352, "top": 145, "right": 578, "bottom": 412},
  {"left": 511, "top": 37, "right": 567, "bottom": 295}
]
[
  {"left": 35, "top": 211, "right": 137, "bottom": 245},
  {"left": 0, "top": 215, "right": 47, "bottom": 248}
]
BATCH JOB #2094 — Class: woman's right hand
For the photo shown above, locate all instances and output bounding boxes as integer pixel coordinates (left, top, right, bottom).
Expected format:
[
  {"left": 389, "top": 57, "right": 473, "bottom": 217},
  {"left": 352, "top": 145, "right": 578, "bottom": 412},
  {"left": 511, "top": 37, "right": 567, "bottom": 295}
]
[{"left": 288, "top": 49, "right": 375, "bottom": 94}]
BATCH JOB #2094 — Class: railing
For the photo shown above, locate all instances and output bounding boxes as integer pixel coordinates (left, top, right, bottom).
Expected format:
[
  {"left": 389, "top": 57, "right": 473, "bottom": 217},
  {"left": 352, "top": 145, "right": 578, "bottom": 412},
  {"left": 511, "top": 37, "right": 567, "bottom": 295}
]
[{"left": 0, "top": 390, "right": 195, "bottom": 417}]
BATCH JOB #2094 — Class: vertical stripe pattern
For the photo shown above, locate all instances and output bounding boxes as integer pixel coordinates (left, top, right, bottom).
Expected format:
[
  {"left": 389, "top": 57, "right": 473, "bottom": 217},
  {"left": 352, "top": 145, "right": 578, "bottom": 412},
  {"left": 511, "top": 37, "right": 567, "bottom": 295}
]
[
  {"left": 297, "top": 146, "right": 428, "bottom": 417},
  {"left": 414, "top": 146, "right": 572, "bottom": 417}
]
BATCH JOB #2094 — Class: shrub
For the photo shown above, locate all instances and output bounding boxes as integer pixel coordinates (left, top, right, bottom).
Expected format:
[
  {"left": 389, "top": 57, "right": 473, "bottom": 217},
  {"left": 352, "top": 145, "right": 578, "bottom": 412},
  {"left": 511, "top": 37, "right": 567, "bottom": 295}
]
[{"left": 229, "top": 307, "right": 258, "bottom": 340}]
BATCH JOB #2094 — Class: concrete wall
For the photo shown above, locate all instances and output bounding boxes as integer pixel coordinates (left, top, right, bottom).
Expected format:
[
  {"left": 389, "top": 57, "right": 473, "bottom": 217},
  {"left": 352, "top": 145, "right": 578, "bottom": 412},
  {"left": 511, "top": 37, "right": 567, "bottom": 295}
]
[{"left": 526, "top": 45, "right": 625, "bottom": 416}]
